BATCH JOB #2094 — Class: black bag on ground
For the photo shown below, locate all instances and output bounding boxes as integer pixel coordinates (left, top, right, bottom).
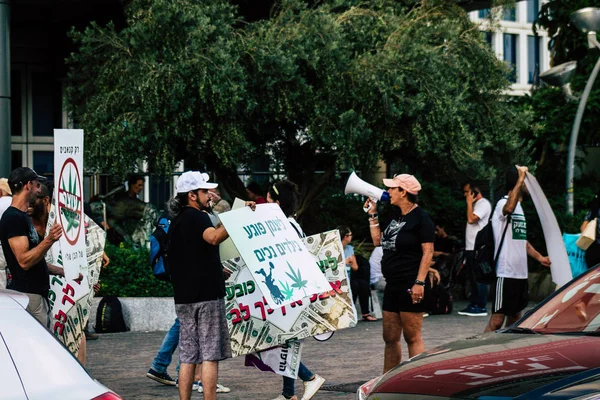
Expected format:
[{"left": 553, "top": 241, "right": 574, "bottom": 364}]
[
  {"left": 95, "top": 296, "right": 129, "bottom": 333},
  {"left": 427, "top": 284, "right": 453, "bottom": 315},
  {"left": 472, "top": 214, "right": 511, "bottom": 284}
]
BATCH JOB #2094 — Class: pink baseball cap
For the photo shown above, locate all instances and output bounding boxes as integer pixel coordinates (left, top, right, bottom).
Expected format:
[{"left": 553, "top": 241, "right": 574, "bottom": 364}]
[{"left": 382, "top": 174, "right": 422, "bottom": 195}]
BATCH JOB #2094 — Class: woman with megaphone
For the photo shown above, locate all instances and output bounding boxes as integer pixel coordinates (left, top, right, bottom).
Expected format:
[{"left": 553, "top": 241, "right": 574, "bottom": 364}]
[{"left": 363, "top": 173, "right": 435, "bottom": 374}]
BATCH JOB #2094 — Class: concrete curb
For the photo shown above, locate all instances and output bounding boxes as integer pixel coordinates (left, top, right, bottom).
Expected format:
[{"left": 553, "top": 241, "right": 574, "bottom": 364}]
[{"left": 90, "top": 297, "right": 176, "bottom": 332}]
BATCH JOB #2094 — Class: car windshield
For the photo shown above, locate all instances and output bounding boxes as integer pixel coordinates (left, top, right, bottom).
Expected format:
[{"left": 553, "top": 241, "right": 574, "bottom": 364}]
[{"left": 518, "top": 268, "right": 600, "bottom": 334}]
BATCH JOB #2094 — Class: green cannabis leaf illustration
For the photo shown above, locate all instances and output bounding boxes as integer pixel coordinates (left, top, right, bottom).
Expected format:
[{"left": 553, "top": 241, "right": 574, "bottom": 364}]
[
  {"left": 279, "top": 280, "right": 294, "bottom": 300},
  {"left": 285, "top": 261, "right": 308, "bottom": 297}
]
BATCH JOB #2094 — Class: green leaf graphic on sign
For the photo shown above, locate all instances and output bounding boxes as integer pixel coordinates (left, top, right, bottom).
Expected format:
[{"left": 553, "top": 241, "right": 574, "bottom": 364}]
[
  {"left": 279, "top": 280, "right": 294, "bottom": 300},
  {"left": 285, "top": 261, "right": 308, "bottom": 297}
]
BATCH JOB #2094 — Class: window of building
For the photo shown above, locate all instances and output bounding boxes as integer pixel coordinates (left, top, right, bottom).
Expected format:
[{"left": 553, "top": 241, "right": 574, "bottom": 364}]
[
  {"left": 504, "top": 33, "right": 519, "bottom": 83},
  {"left": 527, "top": 0, "right": 540, "bottom": 23},
  {"left": 11, "top": 70, "right": 22, "bottom": 137},
  {"left": 32, "top": 150, "right": 53, "bottom": 176},
  {"left": 11, "top": 150, "right": 22, "bottom": 171},
  {"left": 503, "top": 6, "right": 517, "bottom": 22},
  {"left": 482, "top": 32, "right": 494, "bottom": 48},
  {"left": 528, "top": 36, "right": 541, "bottom": 84},
  {"left": 149, "top": 176, "right": 173, "bottom": 213},
  {"left": 479, "top": 8, "right": 491, "bottom": 19},
  {"left": 31, "top": 72, "right": 62, "bottom": 137}
]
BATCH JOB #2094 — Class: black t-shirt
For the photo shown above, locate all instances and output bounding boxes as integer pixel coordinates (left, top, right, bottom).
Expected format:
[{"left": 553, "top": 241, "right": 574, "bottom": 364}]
[
  {"left": 0, "top": 207, "right": 50, "bottom": 296},
  {"left": 380, "top": 207, "right": 435, "bottom": 284},
  {"left": 168, "top": 207, "right": 226, "bottom": 304}
]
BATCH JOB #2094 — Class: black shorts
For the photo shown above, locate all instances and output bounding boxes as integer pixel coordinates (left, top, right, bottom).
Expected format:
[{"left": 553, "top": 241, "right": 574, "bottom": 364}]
[
  {"left": 383, "top": 282, "right": 431, "bottom": 313},
  {"left": 491, "top": 277, "right": 529, "bottom": 316}
]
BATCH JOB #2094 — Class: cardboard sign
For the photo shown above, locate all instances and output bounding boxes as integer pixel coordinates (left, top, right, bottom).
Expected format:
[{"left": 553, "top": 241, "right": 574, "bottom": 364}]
[
  {"left": 225, "top": 229, "right": 357, "bottom": 361},
  {"left": 54, "top": 129, "right": 87, "bottom": 280},
  {"left": 219, "top": 203, "right": 329, "bottom": 307},
  {"left": 46, "top": 201, "right": 105, "bottom": 356}
]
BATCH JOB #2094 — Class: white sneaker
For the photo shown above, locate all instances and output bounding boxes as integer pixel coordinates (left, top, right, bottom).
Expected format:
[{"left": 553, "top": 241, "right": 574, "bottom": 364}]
[
  {"left": 271, "top": 395, "right": 297, "bottom": 400},
  {"left": 301, "top": 375, "right": 325, "bottom": 400},
  {"left": 175, "top": 379, "right": 200, "bottom": 391},
  {"left": 197, "top": 382, "right": 231, "bottom": 393}
]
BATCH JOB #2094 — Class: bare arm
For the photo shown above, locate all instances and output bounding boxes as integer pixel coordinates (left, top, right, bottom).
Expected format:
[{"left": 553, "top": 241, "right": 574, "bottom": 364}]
[
  {"left": 503, "top": 167, "right": 527, "bottom": 216},
  {"left": 581, "top": 220, "right": 589, "bottom": 233},
  {"left": 465, "top": 192, "right": 481, "bottom": 224},
  {"left": 47, "top": 263, "right": 64, "bottom": 276},
  {"left": 345, "top": 255, "right": 358, "bottom": 271},
  {"left": 202, "top": 224, "right": 229, "bottom": 246},
  {"left": 418, "top": 242, "right": 434, "bottom": 282},
  {"left": 364, "top": 198, "right": 381, "bottom": 246},
  {"left": 526, "top": 241, "right": 551, "bottom": 267},
  {"left": 8, "top": 223, "right": 62, "bottom": 271},
  {"left": 9, "top": 235, "right": 55, "bottom": 271}
]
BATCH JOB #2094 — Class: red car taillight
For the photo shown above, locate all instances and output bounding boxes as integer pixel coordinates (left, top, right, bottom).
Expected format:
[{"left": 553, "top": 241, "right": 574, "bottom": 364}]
[{"left": 91, "top": 392, "right": 122, "bottom": 400}]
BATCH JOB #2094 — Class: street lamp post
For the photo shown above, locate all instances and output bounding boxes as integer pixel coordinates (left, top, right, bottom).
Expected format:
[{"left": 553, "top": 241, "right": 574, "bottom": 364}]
[{"left": 539, "top": 7, "right": 600, "bottom": 216}]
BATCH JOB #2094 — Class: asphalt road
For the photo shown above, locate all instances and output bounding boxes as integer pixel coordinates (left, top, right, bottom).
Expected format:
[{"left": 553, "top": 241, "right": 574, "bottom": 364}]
[{"left": 86, "top": 301, "right": 497, "bottom": 400}]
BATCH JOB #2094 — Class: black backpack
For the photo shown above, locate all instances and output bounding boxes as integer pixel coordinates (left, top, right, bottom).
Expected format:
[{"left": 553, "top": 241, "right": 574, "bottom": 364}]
[
  {"left": 149, "top": 215, "right": 171, "bottom": 281},
  {"left": 473, "top": 212, "right": 511, "bottom": 284},
  {"left": 95, "top": 296, "right": 129, "bottom": 333}
]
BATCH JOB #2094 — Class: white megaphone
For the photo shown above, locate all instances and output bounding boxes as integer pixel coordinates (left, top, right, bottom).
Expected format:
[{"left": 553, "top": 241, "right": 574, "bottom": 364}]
[{"left": 344, "top": 172, "right": 390, "bottom": 203}]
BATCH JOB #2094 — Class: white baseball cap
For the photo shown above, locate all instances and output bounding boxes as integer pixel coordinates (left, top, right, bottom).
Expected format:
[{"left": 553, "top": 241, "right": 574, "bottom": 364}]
[{"left": 175, "top": 171, "right": 218, "bottom": 193}]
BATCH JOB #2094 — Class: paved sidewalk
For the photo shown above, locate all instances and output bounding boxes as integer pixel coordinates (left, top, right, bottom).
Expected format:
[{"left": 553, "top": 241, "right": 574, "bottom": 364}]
[{"left": 86, "top": 301, "right": 493, "bottom": 399}]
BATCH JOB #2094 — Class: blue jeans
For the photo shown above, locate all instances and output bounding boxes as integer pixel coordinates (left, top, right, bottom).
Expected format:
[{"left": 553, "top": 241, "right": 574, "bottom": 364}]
[
  {"left": 151, "top": 318, "right": 180, "bottom": 374},
  {"left": 282, "top": 362, "right": 313, "bottom": 397}
]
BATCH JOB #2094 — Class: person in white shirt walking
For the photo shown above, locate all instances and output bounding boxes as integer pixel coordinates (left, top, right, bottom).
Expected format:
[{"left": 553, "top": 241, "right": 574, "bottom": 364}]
[
  {"left": 484, "top": 166, "right": 551, "bottom": 332},
  {"left": 458, "top": 182, "right": 492, "bottom": 317}
]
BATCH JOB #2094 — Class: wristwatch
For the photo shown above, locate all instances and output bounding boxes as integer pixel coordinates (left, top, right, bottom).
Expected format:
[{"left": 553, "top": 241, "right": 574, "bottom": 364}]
[{"left": 414, "top": 280, "right": 426, "bottom": 286}]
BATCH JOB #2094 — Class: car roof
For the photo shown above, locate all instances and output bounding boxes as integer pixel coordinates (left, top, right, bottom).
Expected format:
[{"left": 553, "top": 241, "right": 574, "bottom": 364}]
[{"left": 0, "top": 288, "right": 30, "bottom": 309}]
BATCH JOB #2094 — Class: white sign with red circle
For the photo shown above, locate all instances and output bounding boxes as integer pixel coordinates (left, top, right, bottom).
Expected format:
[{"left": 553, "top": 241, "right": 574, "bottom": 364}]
[{"left": 54, "top": 129, "right": 88, "bottom": 281}]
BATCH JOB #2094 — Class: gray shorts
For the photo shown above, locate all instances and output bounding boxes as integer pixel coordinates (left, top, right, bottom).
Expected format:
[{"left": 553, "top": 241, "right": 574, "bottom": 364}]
[
  {"left": 175, "top": 298, "right": 232, "bottom": 364},
  {"left": 25, "top": 293, "right": 49, "bottom": 328}
]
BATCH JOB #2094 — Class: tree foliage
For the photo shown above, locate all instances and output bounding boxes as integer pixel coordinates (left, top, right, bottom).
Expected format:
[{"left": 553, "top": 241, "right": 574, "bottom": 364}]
[{"left": 66, "top": 0, "right": 531, "bottom": 223}]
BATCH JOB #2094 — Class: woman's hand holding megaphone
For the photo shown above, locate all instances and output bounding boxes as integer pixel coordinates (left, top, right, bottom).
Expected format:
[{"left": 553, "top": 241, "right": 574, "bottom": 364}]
[{"left": 363, "top": 198, "right": 377, "bottom": 214}]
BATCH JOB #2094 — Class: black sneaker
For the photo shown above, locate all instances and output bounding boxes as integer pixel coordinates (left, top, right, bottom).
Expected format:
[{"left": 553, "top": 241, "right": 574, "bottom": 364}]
[{"left": 146, "top": 368, "right": 176, "bottom": 386}]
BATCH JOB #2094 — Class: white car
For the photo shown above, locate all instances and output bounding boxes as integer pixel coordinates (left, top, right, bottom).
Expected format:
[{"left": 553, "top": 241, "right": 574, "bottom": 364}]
[{"left": 0, "top": 288, "right": 122, "bottom": 400}]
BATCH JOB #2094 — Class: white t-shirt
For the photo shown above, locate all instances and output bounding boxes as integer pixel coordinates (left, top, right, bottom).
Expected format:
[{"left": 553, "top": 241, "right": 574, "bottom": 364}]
[
  {"left": 492, "top": 197, "right": 528, "bottom": 279},
  {"left": 465, "top": 197, "right": 492, "bottom": 251},
  {"left": 369, "top": 246, "right": 383, "bottom": 285}
]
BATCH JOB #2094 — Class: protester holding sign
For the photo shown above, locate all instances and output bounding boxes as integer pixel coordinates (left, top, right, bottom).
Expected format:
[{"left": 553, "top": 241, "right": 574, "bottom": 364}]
[
  {"left": 167, "top": 171, "right": 254, "bottom": 400},
  {"left": 364, "top": 173, "right": 435, "bottom": 374},
  {"left": 0, "top": 168, "right": 63, "bottom": 326},
  {"left": 266, "top": 180, "right": 325, "bottom": 400}
]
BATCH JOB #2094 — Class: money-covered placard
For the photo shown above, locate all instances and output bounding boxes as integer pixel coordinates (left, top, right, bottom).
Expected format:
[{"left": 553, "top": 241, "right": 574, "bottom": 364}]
[
  {"left": 225, "top": 229, "right": 357, "bottom": 364},
  {"left": 45, "top": 199, "right": 106, "bottom": 355},
  {"left": 54, "top": 129, "right": 87, "bottom": 280},
  {"left": 219, "top": 203, "right": 330, "bottom": 308}
]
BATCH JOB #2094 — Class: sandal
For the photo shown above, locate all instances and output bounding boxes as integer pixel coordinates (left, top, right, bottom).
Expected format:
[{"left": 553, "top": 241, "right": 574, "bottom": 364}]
[{"left": 362, "top": 314, "right": 377, "bottom": 322}]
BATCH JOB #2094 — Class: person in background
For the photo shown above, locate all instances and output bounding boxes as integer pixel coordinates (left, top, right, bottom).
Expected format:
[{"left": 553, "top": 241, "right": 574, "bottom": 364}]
[
  {"left": 266, "top": 179, "right": 325, "bottom": 400},
  {"left": 247, "top": 181, "right": 267, "bottom": 204},
  {"left": 0, "top": 178, "right": 12, "bottom": 288},
  {"left": 338, "top": 225, "right": 376, "bottom": 321},
  {"left": 364, "top": 173, "right": 435, "bottom": 373},
  {"left": 114, "top": 175, "right": 145, "bottom": 201},
  {"left": 581, "top": 193, "right": 600, "bottom": 268},
  {"left": 458, "top": 182, "right": 492, "bottom": 317},
  {"left": 484, "top": 166, "right": 551, "bottom": 333}
]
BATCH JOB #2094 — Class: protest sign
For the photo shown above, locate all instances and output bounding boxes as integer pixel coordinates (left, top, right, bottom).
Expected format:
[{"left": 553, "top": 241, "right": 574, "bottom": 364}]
[
  {"left": 46, "top": 200, "right": 105, "bottom": 356},
  {"left": 219, "top": 198, "right": 245, "bottom": 262},
  {"left": 54, "top": 129, "right": 87, "bottom": 280},
  {"left": 219, "top": 203, "right": 329, "bottom": 307},
  {"left": 225, "top": 229, "right": 357, "bottom": 366},
  {"left": 525, "top": 172, "right": 572, "bottom": 287}
]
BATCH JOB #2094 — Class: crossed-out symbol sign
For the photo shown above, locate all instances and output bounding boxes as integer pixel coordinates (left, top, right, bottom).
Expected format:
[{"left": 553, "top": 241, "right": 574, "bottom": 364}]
[{"left": 57, "top": 158, "right": 82, "bottom": 246}]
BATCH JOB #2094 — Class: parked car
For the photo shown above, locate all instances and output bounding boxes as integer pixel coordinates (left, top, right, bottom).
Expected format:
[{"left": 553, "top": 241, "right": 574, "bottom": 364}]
[
  {"left": 358, "top": 265, "right": 600, "bottom": 399},
  {"left": 0, "top": 288, "right": 122, "bottom": 400}
]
